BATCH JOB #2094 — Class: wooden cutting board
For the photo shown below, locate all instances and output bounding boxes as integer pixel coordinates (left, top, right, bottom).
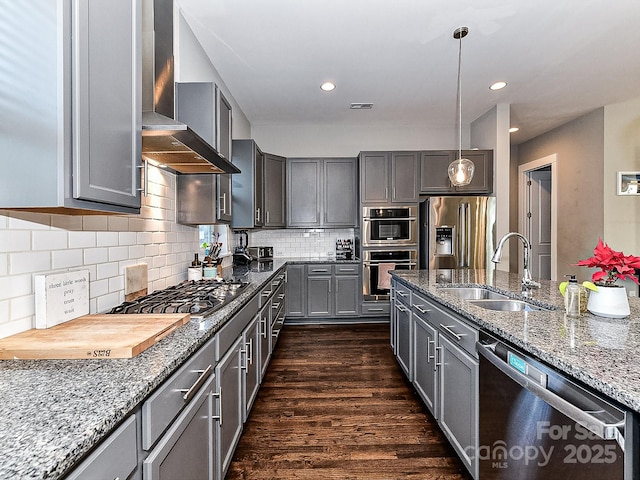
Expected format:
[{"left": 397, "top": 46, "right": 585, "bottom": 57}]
[{"left": 0, "top": 313, "right": 190, "bottom": 360}]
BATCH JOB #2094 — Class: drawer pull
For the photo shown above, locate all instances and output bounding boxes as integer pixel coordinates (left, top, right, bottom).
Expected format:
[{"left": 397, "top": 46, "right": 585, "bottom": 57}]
[
  {"left": 435, "top": 346, "right": 443, "bottom": 367},
  {"left": 367, "top": 308, "right": 385, "bottom": 312},
  {"left": 397, "top": 291, "right": 408, "bottom": 297},
  {"left": 395, "top": 304, "right": 408, "bottom": 312},
  {"left": 272, "top": 303, "right": 280, "bottom": 310},
  {"left": 311, "top": 268, "right": 329, "bottom": 273},
  {"left": 414, "top": 305, "right": 431, "bottom": 314},
  {"left": 427, "top": 339, "right": 435, "bottom": 362},
  {"left": 248, "top": 338, "right": 253, "bottom": 365},
  {"left": 440, "top": 324, "right": 464, "bottom": 341},
  {"left": 180, "top": 364, "right": 212, "bottom": 402},
  {"left": 262, "top": 290, "right": 272, "bottom": 297}
]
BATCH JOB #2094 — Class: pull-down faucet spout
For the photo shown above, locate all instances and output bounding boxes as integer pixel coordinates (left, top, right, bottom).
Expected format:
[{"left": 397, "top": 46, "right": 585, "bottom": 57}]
[{"left": 491, "top": 232, "right": 540, "bottom": 296}]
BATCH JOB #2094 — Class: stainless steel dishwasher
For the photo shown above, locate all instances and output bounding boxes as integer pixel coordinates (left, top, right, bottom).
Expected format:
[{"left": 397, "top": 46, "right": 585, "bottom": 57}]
[{"left": 476, "top": 331, "right": 638, "bottom": 479}]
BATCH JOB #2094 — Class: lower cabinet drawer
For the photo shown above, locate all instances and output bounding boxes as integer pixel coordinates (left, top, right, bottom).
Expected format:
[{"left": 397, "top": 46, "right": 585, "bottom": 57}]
[
  {"left": 141, "top": 337, "right": 216, "bottom": 450},
  {"left": 65, "top": 414, "right": 137, "bottom": 480},
  {"left": 361, "top": 302, "right": 391, "bottom": 316}
]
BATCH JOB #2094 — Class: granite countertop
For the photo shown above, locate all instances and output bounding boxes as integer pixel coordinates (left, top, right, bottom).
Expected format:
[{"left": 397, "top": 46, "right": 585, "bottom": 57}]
[
  {"left": 390, "top": 269, "right": 640, "bottom": 414},
  {"left": 0, "top": 257, "right": 357, "bottom": 480}
]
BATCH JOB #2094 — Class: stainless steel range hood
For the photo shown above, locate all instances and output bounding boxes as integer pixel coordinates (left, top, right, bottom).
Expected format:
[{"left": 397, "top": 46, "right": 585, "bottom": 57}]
[{"left": 141, "top": 0, "right": 239, "bottom": 174}]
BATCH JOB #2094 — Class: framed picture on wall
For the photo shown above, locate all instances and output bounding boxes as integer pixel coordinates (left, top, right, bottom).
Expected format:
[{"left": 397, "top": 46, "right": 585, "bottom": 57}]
[{"left": 617, "top": 171, "right": 640, "bottom": 195}]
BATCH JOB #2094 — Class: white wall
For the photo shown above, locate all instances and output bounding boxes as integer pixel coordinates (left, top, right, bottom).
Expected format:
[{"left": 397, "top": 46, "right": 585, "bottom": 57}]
[{"left": 0, "top": 167, "right": 199, "bottom": 339}]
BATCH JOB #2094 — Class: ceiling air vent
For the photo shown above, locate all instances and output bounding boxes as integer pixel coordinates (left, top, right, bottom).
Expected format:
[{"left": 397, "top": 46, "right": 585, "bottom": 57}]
[{"left": 350, "top": 103, "right": 374, "bottom": 110}]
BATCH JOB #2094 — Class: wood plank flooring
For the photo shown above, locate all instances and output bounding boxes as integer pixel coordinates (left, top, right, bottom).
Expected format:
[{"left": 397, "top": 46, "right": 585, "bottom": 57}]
[{"left": 226, "top": 323, "right": 472, "bottom": 480}]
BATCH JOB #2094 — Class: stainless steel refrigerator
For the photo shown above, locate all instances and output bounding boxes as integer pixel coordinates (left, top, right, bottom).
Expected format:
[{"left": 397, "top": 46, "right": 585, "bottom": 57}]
[{"left": 419, "top": 196, "right": 496, "bottom": 270}]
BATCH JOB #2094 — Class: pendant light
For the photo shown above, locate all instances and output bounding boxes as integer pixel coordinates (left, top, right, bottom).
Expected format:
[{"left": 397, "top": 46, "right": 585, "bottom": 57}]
[{"left": 448, "top": 26, "right": 475, "bottom": 187}]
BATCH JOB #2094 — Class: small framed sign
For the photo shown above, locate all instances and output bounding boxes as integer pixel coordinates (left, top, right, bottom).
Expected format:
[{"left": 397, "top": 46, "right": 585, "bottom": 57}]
[
  {"left": 35, "top": 270, "right": 90, "bottom": 329},
  {"left": 617, "top": 171, "right": 640, "bottom": 195}
]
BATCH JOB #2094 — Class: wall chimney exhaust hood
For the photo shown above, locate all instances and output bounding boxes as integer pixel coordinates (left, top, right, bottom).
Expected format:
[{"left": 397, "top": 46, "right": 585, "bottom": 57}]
[{"left": 141, "top": 0, "right": 239, "bottom": 174}]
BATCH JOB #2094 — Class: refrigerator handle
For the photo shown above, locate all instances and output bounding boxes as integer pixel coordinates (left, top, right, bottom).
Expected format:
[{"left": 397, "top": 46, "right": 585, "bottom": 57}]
[
  {"left": 458, "top": 203, "right": 468, "bottom": 267},
  {"left": 465, "top": 202, "right": 471, "bottom": 266}
]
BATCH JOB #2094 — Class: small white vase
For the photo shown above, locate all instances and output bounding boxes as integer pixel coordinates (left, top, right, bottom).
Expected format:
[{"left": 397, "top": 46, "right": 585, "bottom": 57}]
[{"left": 586, "top": 285, "right": 630, "bottom": 319}]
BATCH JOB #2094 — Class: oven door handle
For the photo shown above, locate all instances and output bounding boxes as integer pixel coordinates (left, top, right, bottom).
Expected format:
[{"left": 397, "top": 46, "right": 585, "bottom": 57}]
[
  {"left": 476, "top": 341, "right": 626, "bottom": 450},
  {"left": 363, "top": 261, "right": 417, "bottom": 267}
]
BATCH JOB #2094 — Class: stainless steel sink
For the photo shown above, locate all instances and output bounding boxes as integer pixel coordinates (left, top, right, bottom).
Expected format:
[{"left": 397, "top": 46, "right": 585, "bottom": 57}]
[
  {"left": 439, "top": 287, "right": 510, "bottom": 300},
  {"left": 467, "top": 299, "right": 550, "bottom": 312}
]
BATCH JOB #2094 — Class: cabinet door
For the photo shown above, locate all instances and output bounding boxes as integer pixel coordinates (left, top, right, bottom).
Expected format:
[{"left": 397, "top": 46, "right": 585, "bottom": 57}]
[
  {"left": 217, "top": 174, "right": 233, "bottom": 223},
  {"left": 394, "top": 299, "right": 412, "bottom": 379},
  {"left": 73, "top": 0, "right": 141, "bottom": 208},
  {"left": 454, "top": 150, "right": 493, "bottom": 194},
  {"left": 360, "top": 152, "right": 389, "bottom": 203},
  {"left": 285, "top": 265, "right": 306, "bottom": 317},
  {"left": 144, "top": 375, "right": 214, "bottom": 480},
  {"left": 413, "top": 316, "right": 438, "bottom": 417},
  {"left": 216, "top": 91, "right": 233, "bottom": 223},
  {"left": 335, "top": 275, "right": 360, "bottom": 316},
  {"left": 324, "top": 158, "right": 357, "bottom": 226},
  {"left": 390, "top": 152, "right": 419, "bottom": 203},
  {"left": 307, "top": 271, "right": 332, "bottom": 317},
  {"left": 438, "top": 334, "right": 478, "bottom": 478},
  {"left": 259, "top": 300, "right": 272, "bottom": 378},
  {"left": 254, "top": 148, "right": 265, "bottom": 227},
  {"left": 242, "top": 315, "right": 261, "bottom": 421},
  {"left": 419, "top": 151, "right": 454, "bottom": 194},
  {"left": 215, "top": 337, "right": 244, "bottom": 480},
  {"left": 264, "top": 154, "right": 286, "bottom": 227},
  {"left": 287, "top": 158, "right": 321, "bottom": 227}
]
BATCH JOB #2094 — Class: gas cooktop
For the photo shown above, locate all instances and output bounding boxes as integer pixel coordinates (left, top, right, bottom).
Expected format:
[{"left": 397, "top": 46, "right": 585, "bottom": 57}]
[{"left": 109, "top": 279, "right": 249, "bottom": 320}]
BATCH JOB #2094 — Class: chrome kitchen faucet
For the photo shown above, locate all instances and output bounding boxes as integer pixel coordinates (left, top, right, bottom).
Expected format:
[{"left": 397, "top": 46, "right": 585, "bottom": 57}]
[{"left": 491, "top": 232, "right": 541, "bottom": 296}]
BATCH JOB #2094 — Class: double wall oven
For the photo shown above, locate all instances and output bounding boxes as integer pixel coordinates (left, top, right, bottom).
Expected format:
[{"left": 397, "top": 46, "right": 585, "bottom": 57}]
[{"left": 361, "top": 206, "right": 419, "bottom": 302}]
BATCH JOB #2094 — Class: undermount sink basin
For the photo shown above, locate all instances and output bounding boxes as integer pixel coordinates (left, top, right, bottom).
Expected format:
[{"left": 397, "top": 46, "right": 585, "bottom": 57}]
[
  {"left": 440, "top": 287, "right": 510, "bottom": 300},
  {"left": 467, "top": 299, "right": 550, "bottom": 312}
]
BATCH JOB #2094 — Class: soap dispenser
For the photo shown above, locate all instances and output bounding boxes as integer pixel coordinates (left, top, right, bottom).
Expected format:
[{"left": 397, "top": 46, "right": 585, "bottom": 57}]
[{"left": 564, "top": 274, "right": 580, "bottom": 318}]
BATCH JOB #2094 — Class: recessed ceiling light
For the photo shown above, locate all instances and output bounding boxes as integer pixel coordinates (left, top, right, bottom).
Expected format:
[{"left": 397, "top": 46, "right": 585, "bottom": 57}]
[
  {"left": 320, "top": 82, "right": 336, "bottom": 91},
  {"left": 509, "top": 127, "right": 519, "bottom": 133},
  {"left": 490, "top": 81, "right": 507, "bottom": 91}
]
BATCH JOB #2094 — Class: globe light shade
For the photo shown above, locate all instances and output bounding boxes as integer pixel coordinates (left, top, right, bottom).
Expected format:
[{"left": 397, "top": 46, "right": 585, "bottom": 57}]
[{"left": 448, "top": 157, "right": 475, "bottom": 186}]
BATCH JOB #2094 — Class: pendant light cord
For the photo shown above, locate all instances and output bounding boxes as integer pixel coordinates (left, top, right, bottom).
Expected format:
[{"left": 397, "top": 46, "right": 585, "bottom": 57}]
[{"left": 457, "top": 29, "right": 463, "bottom": 161}]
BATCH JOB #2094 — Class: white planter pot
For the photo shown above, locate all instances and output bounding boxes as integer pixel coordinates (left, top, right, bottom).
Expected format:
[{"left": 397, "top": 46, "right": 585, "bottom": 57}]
[{"left": 586, "top": 285, "right": 630, "bottom": 319}]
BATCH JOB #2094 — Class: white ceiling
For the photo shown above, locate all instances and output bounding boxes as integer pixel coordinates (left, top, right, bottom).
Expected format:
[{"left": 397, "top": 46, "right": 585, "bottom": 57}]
[{"left": 177, "top": 0, "right": 640, "bottom": 144}]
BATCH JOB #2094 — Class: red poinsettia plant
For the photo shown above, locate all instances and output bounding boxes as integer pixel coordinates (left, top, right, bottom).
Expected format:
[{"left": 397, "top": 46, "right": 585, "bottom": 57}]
[{"left": 575, "top": 239, "right": 640, "bottom": 286}]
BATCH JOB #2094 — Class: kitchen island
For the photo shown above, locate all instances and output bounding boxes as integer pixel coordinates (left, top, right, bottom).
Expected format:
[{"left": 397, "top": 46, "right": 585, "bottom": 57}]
[{"left": 390, "top": 269, "right": 640, "bottom": 414}]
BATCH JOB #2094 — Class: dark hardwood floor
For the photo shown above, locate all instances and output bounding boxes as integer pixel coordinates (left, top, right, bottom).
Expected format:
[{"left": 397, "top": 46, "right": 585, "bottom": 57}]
[{"left": 226, "top": 323, "right": 473, "bottom": 480}]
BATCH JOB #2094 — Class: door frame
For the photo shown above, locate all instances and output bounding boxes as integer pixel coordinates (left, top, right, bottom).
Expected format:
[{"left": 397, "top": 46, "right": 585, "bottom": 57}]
[{"left": 518, "top": 154, "right": 558, "bottom": 281}]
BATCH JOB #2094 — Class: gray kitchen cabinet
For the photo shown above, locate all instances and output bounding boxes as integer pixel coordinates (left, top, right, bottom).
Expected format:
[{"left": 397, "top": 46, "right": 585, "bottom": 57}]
[
  {"left": 175, "top": 83, "right": 233, "bottom": 225},
  {"left": 287, "top": 158, "right": 357, "bottom": 228},
  {"left": 359, "top": 152, "right": 419, "bottom": 204},
  {"left": 1, "top": 0, "right": 141, "bottom": 214},
  {"left": 232, "top": 139, "right": 265, "bottom": 228},
  {"left": 65, "top": 414, "right": 138, "bottom": 480},
  {"left": 259, "top": 296, "right": 273, "bottom": 378},
  {"left": 439, "top": 333, "right": 478, "bottom": 478},
  {"left": 334, "top": 264, "right": 360, "bottom": 316},
  {"left": 419, "top": 150, "right": 493, "bottom": 195},
  {"left": 215, "top": 336, "right": 244, "bottom": 480},
  {"left": 217, "top": 89, "right": 234, "bottom": 223},
  {"left": 413, "top": 314, "right": 438, "bottom": 416},
  {"left": 285, "top": 264, "right": 306, "bottom": 318},
  {"left": 263, "top": 154, "right": 287, "bottom": 227},
  {"left": 306, "top": 265, "right": 333, "bottom": 317},
  {"left": 143, "top": 375, "right": 215, "bottom": 480},
  {"left": 241, "top": 316, "right": 261, "bottom": 422},
  {"left": 393, "top": 282, "right": 412, "bottom": 379},
  {"left": 396, "top": 284, "right": 479, "bottom": 479}
]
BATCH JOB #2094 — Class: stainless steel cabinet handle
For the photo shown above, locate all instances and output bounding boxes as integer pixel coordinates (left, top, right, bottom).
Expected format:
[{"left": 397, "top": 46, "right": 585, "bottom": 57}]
[
  {"left": 272, "top": 303, "right": 280, "bottom": 310},
  {"left": 397, "top": 291, "right": 408, "bottom": 298},
  {"left": 476, "top": 342, "right": 626, "bottom": 448},
  {"left": 311, "top": 268, "right": 329, "bottom": 273},
  {"left": 435, "top": 346, "right": 443, "bottom": 367},
  {"left": 262, "top": 290, "right": 272, "bottom": 297},
  {"left": 212, "top": 387, "right": 223, "bottom": 425},
  {"left": 248, "top": 338, "right": 253, "bottom": 365},
  {"left": 180, "top": 364, "right": 212, "bottom": 402},
  {"left": 395, "top": 304, "right": 408, "bottom": 312},
  {"left": 256, "top": 207, "right": 261, "bottom": 223},
  {"left": 427, "top": 339, "right": 435, "bottom": 363},
  {"left": 219, "top": 193, "right": 227, "bottom": 215},
  {"left": 266, "top": 211, "right": 270, "bottom": 223},
  {"left": 240, "top": 347, "right": 248, "bottom": 371},
  {"left": 261, "top": 317, "right": 268, "bottom": 338},
  {"left": 136, "top": 159, "right": 148, "bottom": 197},
  {"left": 414, "top": 304, "right": 431, "bottom": 314},
  {"left": 440, "top": 324, "right": 464, "bottom": 341},
  {"left": 278, "top": 294, "right": 285, "bottom": 300}
]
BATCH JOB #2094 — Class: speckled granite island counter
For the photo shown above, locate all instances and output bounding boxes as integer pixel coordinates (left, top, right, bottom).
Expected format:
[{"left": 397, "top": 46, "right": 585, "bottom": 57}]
[{"left": 390, "top": 269, "right": 640, "bottom": 414}]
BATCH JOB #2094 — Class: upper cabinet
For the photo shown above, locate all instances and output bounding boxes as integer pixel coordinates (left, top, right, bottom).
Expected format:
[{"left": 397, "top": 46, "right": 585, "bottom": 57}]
[
  {"left": 263, "top": 154, "right": 286, "bottom": 228},
  {"left": 232, "top": 140, "right": 286, "bottom": 229},
  {"left": 287, "top": 158, "right": 357, "bottom": 228},
  {"left": 420, "top": 150, "right": 493, "bottom": 195},
  {"left": 0, "top": 0, "right": 142, "bottom": 214},
  {"left": 360, "top": 152, "right": 419, "bottom": 204},
  {"left": 175, "top": 83, "right": 233, "bottom": 225}
]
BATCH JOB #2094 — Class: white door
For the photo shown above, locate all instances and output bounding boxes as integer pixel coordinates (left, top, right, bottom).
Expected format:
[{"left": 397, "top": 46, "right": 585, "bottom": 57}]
[{"left": 525, "top": 168, "right": 552, "bottom": 279}]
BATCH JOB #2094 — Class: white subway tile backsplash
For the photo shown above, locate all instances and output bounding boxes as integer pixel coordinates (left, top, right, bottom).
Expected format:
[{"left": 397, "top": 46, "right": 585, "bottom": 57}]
[
  {"left": 108, "top": 276, "right": 124, "bottom": 293},
  {"left": 0, "top": 274, "right": 32, "bottom": 301},
  {"left": 82, "top": 216, "right": 108, "bottom": 231},
  {"left": 118, "top": 232, "right": 137, "bottom": 246},
  {"left": 52, "top": 249, "right": 83, "bottom": 269},
  {"left": 90, "top": 278, "right": 110, "bottom": 298},
  {"left": 0, "top": 231, "right": 30, "bottom": 252},
  {"left": 68, "top": 231, "right": 97, "bottom": 249},
  {"left": 9, "top": 252, "right": 50, "bottom": 275},
  {"left": 84, "top": 247, "right": 109, "bottom": 265},
  {"left": 108, "top": 246, "right": 129, "bottom": 262},
  {"left": 8, "top": 212, "right": 50, "bottom": 230},
  {"left": 96, "top": 291, "right": 121, "bottom": 314},
  {"left": 96, "top": 262, "right": 119, "bottom": 280},
  {"left": 108, "top": 216, "right": 129, "bottom": 231},
  {"left": 32, "top": 230, "right": 68, "bottom": 251},
  {"left": 129, "top": 245, "right": 145, "bottom": 259},
  {"left": 0, "top": 254, "right": 7, "bottom": 276},
  {"left": 10, "top": 294, "right": 34, "bottom": 321}
]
